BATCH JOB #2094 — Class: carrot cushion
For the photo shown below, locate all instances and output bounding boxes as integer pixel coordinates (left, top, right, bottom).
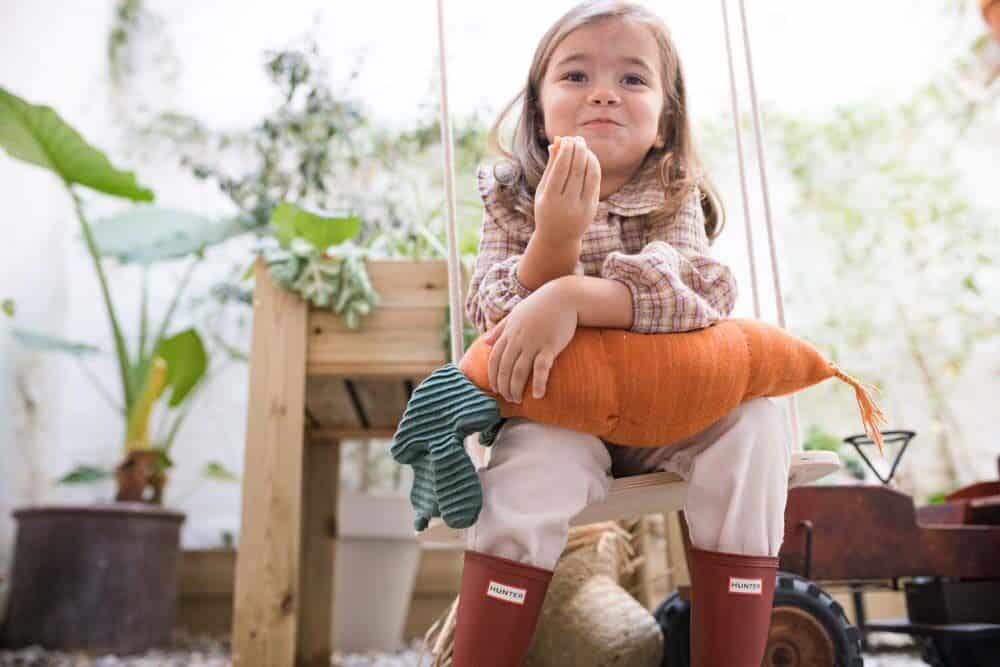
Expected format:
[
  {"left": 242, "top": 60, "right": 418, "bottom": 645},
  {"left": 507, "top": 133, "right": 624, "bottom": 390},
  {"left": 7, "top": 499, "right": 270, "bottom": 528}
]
[
  {"left": 459, "top": 319, "right": 884, "bottom": 449},
  {"left": 392, "top": 319, "right": 885, "bottom": 531}
]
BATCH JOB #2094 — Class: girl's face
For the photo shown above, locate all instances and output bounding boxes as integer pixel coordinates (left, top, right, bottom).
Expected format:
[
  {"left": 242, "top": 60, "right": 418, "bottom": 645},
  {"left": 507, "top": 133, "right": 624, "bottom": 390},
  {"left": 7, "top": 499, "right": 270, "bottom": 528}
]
[{"left": 539, "top": 18, "right": 665, "bottom": 182}]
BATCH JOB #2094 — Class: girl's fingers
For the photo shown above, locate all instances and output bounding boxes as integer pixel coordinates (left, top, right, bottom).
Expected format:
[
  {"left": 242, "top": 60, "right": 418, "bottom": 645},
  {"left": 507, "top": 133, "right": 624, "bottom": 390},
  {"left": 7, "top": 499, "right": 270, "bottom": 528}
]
[
  {"left": 565, "top": 138, "right": 588, "bottom": 199},
  {"left": 488, "top": 334, "right": 508, "bottom": 393},
  {"left": 496, "top": 344, "right": 522, "bottom": 403},
  {"left": 552, "top": 135, "right": 576, "bottom": 195},
  {"left": 582, "top": 150, "right": 601, "bottom": 202},
  {"left": 532, "top": 352, "right": 554, "bottom": 399},
  {"left": 484, "top": 318, "right": 506, "bottom": 345},
  {"left": 509, "top": 350, "right": 536, "bottom": 404}
]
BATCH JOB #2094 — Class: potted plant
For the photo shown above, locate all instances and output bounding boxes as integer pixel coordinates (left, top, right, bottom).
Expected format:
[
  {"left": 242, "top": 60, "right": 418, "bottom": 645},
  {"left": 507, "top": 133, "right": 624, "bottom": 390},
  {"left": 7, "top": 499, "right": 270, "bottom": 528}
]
[{"left": 0, "top": 86, "right": 248, "bottom": 653}]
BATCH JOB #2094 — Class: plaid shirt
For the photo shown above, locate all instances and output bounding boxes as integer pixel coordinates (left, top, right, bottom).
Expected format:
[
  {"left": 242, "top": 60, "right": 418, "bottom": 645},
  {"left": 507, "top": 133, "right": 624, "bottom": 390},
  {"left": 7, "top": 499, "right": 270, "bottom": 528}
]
[{"left": 465, "top": 157, "right": 738, "bottom": 334}]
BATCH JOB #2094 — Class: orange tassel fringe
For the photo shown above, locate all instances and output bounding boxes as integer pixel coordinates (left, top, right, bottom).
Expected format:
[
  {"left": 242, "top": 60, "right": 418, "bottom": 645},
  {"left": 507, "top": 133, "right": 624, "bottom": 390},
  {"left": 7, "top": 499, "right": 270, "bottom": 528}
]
[{"left": 831, "top": 364, "right": 888, "bottom": 456}]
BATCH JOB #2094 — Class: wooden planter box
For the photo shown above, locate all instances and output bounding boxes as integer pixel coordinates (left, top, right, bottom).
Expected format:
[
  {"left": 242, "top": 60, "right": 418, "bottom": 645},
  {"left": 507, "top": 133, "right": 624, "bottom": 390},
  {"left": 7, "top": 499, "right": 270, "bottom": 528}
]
[
  {"left": 177, "top": 546, "right": 463, "bottom": 641},
  {"left": 233, "top": 258, "right": 476, "bottom": 663}
]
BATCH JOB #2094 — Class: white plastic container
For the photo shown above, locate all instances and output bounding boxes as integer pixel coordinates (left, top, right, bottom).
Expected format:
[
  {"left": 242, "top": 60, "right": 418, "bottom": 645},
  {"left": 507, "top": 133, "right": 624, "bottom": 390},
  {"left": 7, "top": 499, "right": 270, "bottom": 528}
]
[{"left": 332, "top": 490, "right": 422, "bottom": 652}]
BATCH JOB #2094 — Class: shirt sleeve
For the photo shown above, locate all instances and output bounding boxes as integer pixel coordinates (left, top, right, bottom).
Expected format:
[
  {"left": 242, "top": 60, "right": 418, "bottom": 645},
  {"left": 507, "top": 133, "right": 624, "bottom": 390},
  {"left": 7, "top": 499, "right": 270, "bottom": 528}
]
[
  {"left": 600, "top": 187, "right": 738, "bottom": 333},
  {"left": 464, "top": 165, "right": 535, "bottom": 334}
]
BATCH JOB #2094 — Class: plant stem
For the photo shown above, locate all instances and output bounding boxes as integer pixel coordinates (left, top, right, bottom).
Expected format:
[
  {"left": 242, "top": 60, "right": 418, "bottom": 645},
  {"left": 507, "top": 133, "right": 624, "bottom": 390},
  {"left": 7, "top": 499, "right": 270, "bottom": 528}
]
[
  {"left": 138, "top": 265, "right": 149, "bottom": 359},
  {"left": 73, "top": 355, "right": 124, "bottom": 415},
  {"left": 67, "top": 186, "right": 134, "bottom": 415}
]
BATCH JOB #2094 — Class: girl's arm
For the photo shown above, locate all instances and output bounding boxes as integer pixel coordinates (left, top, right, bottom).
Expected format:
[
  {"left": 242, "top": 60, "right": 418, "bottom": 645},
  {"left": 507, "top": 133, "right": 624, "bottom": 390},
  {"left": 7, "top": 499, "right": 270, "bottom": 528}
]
[
  {"left": 466, "top": 165, "right": 579, "bottom": 332},
  {"left": 550, "top": 274, "right": 635, "bottom": 329},
  {"left": 599, "top": 188, "right": 738, "bottom": 333}
]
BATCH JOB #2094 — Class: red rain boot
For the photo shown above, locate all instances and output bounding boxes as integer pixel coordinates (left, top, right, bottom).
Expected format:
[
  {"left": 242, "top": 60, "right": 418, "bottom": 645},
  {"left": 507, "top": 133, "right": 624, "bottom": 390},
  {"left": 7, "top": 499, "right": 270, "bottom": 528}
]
[
  {"left": 452, "top": 550, "right": 554, "bottom": 666},
  {"left": 688, "top": 546, "right": 778, "bottom": 667}
]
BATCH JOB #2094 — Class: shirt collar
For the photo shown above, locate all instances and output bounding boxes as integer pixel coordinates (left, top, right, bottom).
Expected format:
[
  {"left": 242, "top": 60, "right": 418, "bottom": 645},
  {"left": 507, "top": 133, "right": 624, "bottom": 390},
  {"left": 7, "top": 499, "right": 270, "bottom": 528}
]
[{"left": 601, "top": 156, "right": 666, "bottom": 217}]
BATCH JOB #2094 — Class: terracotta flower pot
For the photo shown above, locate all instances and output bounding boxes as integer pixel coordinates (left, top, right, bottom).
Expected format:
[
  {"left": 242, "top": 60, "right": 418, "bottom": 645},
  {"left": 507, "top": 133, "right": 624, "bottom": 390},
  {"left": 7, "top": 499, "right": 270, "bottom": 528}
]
[{"left": 0, "top": 502, "right": 185, "bottom": 654}]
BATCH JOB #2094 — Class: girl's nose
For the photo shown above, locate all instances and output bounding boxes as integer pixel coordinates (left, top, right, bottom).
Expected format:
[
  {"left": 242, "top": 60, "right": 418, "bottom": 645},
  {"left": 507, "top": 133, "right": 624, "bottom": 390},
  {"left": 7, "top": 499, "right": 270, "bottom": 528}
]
[{"left": 587, "top": 86, "right": 620, "bottom": 106}]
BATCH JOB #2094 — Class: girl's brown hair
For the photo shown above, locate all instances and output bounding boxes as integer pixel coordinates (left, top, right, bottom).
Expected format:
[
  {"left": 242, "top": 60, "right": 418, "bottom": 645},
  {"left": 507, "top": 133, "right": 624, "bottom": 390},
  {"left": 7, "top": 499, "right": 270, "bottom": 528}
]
[{"left": 486, "top": 0, "right": 725, "bottom": 241}]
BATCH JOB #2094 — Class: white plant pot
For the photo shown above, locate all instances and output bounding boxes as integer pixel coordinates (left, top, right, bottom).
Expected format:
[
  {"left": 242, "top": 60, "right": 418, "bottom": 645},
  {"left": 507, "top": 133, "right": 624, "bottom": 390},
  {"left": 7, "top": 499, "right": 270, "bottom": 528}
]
[{"left": 332, "top": 490, "right": 422, "bottom": 653}]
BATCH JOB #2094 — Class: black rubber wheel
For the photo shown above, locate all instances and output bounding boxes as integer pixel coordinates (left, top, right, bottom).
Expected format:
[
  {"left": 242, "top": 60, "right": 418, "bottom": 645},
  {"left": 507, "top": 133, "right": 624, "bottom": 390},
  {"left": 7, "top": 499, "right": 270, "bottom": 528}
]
[
  {"left": 653, "top": 591, "right": 690, "bottom": 667},
  {"left": 653, "top": 571, "right": 864, "bottom": 667}
]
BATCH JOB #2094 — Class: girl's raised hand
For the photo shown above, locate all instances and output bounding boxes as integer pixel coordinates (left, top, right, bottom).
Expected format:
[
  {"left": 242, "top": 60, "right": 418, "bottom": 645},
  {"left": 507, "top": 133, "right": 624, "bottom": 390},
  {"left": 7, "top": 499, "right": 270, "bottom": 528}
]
[{"left": 534, "top": 136, "right": 601, "bottom": 245}]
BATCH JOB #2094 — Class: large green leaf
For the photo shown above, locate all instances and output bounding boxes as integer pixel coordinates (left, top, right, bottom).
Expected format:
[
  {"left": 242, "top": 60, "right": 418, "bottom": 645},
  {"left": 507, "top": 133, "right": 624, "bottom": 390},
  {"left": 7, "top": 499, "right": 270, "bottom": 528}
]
[
  {"left": 0, "top": 86, "right": 153, "bottom": 201},
  {"left": 12, "top": 328, "right": 100, "bottom": 356},
  {"left": 269, "top": 201, "right": 361, "bottom": 250},
  {"left": 154, "top": 328, "right": 207, "bottom": 407},
  {"left": 91, "top": 208, "right": 249, "bottom": 264}
]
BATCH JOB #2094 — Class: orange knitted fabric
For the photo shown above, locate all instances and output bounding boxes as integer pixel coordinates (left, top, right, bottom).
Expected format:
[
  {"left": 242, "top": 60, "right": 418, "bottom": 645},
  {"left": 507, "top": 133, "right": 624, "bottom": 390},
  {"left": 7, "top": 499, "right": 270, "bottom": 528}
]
[{"left": 459, "top": 319, "right": 886, "bottom": 453}]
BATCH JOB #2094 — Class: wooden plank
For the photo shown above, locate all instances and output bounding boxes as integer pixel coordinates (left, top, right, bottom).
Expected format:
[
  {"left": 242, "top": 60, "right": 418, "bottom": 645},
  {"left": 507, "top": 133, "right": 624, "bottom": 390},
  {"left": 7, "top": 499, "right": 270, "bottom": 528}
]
[
  {"left": 310, "top": 308, "right": 446, "bottom": 334},
  {"left": 305, "top": 376, "right": 361, "bottom": 430},
  {"left": 308, "top": 427, "right": 397, "bottom": 440},
  {"left": 308, "top": 362, "right": 443, "bottom": 378},
  {"left": 179, "top": 548, "right": 236, "bottom": 596},
  {"left": 232, "top": 257, "right": 310, "bottom": 667},
  {"left": 308, "top": 330, "right": 446, "bottom": 376},
  {"left": 297, "top": 439, "right": 341, "bottom": 665},
  {"left": 354, "top": 378, "right": 411, "bottom": 430},
  {"left": 665, "top": 511, "right": 691, "bottom": 592},
  {"left": 635, "top": 517, "right": 658, "bottom": 610}
]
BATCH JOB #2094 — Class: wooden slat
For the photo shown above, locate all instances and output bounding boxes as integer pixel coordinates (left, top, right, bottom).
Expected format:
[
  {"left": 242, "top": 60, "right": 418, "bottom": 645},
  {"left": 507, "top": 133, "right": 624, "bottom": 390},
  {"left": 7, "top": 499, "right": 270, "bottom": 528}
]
[
  {"left": 297, "top": 439, "right": 340, "bottom": 665},
  {"left": 180, "top": 549, "right": 236, "bottom": 596},
  {"left": 308, "top": 427, "right": 398, "bottom": 440},
  {"left": 353, "top": 378, "right": 412, "bottom": 430},
  {"left": 308, "top": 330, "right": 446, "bottom": 377},
  {"left": 665, "top": 511, "right": 691, "bottom": 591},
  {"left": 305, "top": 376, "right": 362, "bottom": 430},
  {"left": 233, "top": 257, "right": 310, "bottom": 667},
  {"left": 310, "top": 308, "right": 446, "bottom": 334},
  {"left": 308, "top": 362, "right": 443, "bottom": 378}
]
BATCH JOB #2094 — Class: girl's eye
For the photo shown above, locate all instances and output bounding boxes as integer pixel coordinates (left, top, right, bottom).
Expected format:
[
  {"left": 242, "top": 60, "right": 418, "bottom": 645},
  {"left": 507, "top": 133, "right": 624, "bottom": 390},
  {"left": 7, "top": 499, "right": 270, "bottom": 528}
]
[{"left": 563, "top": 72, "right": 646, "bottom": 86}]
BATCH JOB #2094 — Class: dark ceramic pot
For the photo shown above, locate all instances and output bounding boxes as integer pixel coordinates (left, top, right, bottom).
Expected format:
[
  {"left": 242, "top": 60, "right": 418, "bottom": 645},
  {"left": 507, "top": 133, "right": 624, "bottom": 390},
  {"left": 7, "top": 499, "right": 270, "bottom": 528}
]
[{"left": 0, "top": 502, "right": 185, "bottom": 654}]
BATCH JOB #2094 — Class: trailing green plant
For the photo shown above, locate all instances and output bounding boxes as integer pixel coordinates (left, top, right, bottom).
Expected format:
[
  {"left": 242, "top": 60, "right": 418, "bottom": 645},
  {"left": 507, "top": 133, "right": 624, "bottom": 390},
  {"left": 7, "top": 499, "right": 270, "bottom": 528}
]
[
  {"left": 261, "top": 201, "right": 380, "bottom": 328},
  {"left": 0, "top": 86, "right": 241, "bottom": 503}
]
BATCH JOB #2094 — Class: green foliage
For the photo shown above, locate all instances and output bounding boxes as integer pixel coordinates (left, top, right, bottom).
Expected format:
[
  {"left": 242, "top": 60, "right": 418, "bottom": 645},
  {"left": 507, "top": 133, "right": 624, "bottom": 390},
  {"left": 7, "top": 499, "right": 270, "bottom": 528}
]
[
  {"left": 203, "top": 461, "right": 240, "bottom": 483},
  {"left": 0, "top": 87, "right": 153, "bottom": 201},
  {"left": 91, "top": 207, "right": 250, "bottom": 264},
  {"left": 1, "top": 87, "right": 230, "bottom": 502},
  {"left": 59, "top": 465, "right": 112, "bottom": 484},
  {"left": 154, "top": 328, "right": 208, "bottom": 408},
  {"left": 269, "top": 202, "right": 361, "bottom": 250},
  {"left": 925, "top": 492, "right": 949, "bottom": 505},
  {"left": 1, "top": 299, "right": 14, "bottom": 317},
  {"left": 802, "top": 424, "right": 842, "bottom": 453},
  {"left": 11, "top": 329, "right": 101, "bottom": 356},
  {"left": 264, "top": 203, "right": 379, "bottom": 329}
]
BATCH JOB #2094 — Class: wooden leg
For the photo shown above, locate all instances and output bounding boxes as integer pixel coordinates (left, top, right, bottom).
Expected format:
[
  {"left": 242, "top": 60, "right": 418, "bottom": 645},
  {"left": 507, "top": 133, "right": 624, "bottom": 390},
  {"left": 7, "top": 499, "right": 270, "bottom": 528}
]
[
  {"left": 666, "top": 510, "right": 692, "bottom": 600},
  {"left": 296, "top": 436, "right": 340, "bottom": 666},
  {"left": 232, "top": 257, "right": 310, "bottom": 667}
]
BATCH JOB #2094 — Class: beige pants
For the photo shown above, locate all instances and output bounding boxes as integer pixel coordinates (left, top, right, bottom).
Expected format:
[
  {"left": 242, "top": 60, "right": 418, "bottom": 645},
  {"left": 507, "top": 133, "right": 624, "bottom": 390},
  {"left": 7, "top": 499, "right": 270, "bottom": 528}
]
[{"left": 467, "top": 398, "right": 792, "bottom": 570}]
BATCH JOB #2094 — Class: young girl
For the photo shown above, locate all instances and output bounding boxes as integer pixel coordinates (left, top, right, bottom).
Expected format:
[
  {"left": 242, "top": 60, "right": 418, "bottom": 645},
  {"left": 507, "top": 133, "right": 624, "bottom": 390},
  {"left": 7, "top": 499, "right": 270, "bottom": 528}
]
[{"left": 458, "top": 2, "right": 791, "bottom": 665}]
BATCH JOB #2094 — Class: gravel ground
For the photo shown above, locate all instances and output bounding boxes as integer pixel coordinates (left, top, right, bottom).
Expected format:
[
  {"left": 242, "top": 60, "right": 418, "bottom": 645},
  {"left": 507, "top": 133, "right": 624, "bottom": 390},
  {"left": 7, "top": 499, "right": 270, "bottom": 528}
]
[{"left": 0, "top": 631, "right": 929, "bottom": 666}]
